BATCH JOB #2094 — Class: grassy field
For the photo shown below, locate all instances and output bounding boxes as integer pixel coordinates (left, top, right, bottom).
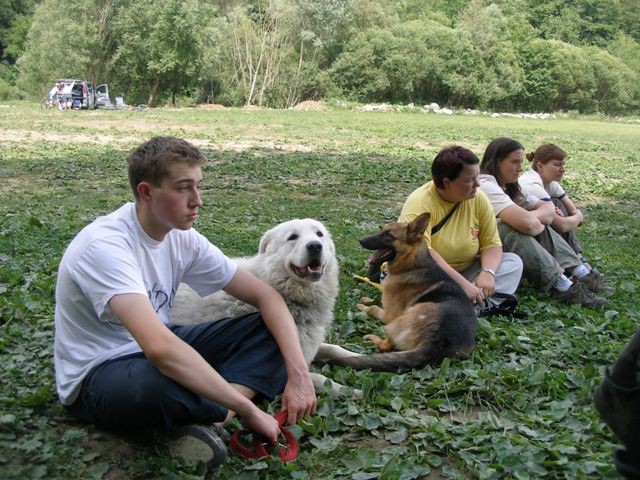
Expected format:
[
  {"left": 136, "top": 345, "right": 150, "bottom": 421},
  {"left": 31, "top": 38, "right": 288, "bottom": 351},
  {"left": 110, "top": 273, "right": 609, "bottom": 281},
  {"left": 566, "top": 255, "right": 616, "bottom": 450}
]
[{"left": 1, "top": 102, "right": 639, "bottom": 479}]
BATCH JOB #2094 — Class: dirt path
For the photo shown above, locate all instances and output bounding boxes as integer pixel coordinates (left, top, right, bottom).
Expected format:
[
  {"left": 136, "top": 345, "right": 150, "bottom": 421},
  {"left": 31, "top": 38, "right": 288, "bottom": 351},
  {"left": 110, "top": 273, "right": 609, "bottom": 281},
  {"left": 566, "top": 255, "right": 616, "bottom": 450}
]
[{"left": 0, "top": 128, "right": 315, "bottom": 152}]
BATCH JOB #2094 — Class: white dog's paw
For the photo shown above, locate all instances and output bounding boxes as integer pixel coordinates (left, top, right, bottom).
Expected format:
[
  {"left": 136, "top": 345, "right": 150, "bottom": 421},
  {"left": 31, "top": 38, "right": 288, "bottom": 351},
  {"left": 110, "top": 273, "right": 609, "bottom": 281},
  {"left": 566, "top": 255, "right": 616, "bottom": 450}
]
[
  {"left": 310, "top": 372, "right": 361, "bottom": 400},
  {"left": 314, "top": 343, "right": 361, "bottom": 362}
]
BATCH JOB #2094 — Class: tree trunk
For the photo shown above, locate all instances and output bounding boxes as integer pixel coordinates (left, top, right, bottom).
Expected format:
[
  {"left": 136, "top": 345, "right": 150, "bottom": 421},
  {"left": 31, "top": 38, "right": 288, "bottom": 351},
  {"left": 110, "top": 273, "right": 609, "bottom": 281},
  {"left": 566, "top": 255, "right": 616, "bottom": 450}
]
[
  {"left": 247, "top": 30, "right": 267, "bottom": 106},
  {"left": 148, "top": 78, "right": 161, "bottom": 106}
]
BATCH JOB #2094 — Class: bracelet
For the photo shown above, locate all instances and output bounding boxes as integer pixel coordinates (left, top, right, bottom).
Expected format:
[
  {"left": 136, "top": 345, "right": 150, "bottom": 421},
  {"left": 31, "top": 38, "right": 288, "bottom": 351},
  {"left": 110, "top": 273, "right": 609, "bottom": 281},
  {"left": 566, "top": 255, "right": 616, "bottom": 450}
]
[{"left": 481, "top": 267, "right": 496, "bottom": 278}]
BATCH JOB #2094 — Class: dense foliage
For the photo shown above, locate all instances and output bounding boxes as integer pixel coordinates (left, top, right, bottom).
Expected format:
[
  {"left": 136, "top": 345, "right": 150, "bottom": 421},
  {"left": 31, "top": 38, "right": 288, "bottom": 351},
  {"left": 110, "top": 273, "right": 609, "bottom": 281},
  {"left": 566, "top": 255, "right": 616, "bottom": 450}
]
[{"left": 1, "top": 0, "right": 639, "bottom": 113}]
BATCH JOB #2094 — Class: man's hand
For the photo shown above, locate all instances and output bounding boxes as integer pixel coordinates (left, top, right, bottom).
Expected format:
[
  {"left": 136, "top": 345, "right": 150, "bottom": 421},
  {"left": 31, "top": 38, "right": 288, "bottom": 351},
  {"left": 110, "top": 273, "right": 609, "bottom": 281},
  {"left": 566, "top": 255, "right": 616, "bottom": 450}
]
[
  {"left": 281, "top": 368, "right": 316, "bottom": 425},
  {"left": 241, "top": 408, "right": 281, "bottom": 443},
  {"left": 224, "top": 268, "right": 317, "bottom": 425}
]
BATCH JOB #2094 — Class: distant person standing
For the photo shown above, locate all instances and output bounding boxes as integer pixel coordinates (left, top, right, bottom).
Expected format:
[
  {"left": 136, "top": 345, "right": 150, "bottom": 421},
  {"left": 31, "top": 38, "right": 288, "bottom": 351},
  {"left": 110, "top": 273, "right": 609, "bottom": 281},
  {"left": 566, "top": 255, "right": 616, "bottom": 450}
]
[{"left": 54, "top": 82, "right": 65, "bottom": 109}]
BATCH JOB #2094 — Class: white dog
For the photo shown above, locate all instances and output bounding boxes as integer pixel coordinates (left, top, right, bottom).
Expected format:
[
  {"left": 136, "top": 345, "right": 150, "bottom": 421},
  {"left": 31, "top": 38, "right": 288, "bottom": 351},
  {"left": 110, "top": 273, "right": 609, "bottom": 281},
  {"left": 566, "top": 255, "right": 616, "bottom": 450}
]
[{"left": 172, "top": 218, "right": 354, "bottom": 395}]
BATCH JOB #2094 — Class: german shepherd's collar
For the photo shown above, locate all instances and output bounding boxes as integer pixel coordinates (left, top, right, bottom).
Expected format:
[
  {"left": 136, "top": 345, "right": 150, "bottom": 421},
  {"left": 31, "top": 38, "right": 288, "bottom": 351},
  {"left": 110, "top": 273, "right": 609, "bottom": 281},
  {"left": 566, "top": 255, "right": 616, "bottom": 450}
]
[{"left": 329, "top": 212, "right": 477, "bottom": 372}]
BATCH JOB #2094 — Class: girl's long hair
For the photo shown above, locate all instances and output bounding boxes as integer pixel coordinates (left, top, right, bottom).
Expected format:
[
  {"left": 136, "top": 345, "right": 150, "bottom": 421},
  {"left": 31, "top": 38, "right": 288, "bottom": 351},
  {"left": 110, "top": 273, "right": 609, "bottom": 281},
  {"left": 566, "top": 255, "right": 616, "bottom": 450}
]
[{"left": 480, "top": 137, "right": 524, "bottom": 199}]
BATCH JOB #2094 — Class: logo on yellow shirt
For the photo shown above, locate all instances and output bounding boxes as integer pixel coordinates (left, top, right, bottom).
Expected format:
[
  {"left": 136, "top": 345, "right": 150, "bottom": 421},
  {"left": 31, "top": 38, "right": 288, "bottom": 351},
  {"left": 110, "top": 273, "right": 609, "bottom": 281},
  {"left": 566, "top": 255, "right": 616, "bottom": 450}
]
[{"left": 470, "top": 226, "right": 479, "bottom": 240}]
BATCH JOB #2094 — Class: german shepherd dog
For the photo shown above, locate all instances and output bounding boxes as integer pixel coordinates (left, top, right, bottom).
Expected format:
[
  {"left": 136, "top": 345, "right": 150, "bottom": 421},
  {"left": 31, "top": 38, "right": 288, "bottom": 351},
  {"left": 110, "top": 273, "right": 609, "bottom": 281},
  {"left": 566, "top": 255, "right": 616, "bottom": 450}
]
[{"left": 326, "top": 212, "right": 477, "bottom": 372}]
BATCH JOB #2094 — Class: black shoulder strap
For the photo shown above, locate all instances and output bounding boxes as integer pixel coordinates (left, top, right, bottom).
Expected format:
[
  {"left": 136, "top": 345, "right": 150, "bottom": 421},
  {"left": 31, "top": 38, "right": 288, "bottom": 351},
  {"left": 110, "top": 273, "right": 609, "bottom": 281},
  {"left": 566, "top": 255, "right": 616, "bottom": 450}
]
[{"left": 431, "top": 202, "right": 460, "bottom": 235}]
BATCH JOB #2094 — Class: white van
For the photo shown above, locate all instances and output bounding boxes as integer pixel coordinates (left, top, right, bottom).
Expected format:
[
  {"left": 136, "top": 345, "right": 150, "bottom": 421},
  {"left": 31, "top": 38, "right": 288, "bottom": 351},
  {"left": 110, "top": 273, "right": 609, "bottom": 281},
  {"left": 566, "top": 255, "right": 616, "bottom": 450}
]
[{"left": 48, "top": 79, "right": 109, "bottom": 109}]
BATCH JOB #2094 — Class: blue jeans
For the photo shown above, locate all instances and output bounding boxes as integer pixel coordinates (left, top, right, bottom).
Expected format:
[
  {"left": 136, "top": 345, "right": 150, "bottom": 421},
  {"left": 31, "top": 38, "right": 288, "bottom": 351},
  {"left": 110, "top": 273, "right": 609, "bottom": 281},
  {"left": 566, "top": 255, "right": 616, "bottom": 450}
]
[{"left": 66, "top": 313, "right": 286, "bottom": 433}]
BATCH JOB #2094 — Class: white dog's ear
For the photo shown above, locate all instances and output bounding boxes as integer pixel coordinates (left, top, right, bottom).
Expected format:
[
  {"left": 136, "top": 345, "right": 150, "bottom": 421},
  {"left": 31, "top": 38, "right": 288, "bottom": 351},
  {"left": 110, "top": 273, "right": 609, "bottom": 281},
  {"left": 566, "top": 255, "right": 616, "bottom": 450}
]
[
  {"left": 258, "top": 228, "right": 274, "bottom": 254},
  {"left": 321, "top": 228, "right": 336, "bottom": 255}
]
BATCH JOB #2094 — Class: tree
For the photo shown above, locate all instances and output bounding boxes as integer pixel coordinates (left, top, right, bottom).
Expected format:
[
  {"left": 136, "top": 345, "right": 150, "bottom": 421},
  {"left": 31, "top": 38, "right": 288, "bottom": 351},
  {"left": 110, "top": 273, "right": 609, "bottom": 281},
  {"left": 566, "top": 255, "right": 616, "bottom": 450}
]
[
  {"left": 513, "top": 39, "right": 561, "bottom": 112},
  {"left": 108, "top": 0, "right": 209, "bottom": 105},
  {"left": 16, "top": 0, "right": 104, "bottom": 98},
  {"left": 524, "top": 0, "right": 622, "bottom": 48},
  {"left": 390, "top": 20, "right": 471, "bottom": 105},
  {"left": 292, "top": 0, "right": 355, "bottom": 67},
  {"left": 227, "top": 0, "right": 297, "bottom": 107},
  {"left": 550, "top": 40, "right": 596, "bottom": 112},
  {"left": 328, "top": 28, "right": 394, "bottom": 102},
  {"left": 329, "top": 20, "right": 478, "bottom": 106},
  {"left": 196, "top": 14, "right": 233, "bottom": 104},
  {"left": 393, "top": 0, "right": 470, "bottom": 23},
  {"left": 619, "top": 0, "right": 640, "bottom": 42},
  {"left": 586, "top": 46, "right": 638, "bottom": 114},
  {"left": 0, "top": 0, "right": 39, "bottom": 70},
  {"left": 455, "top": 0, "right": 524, "bottom": 109},
  {"left": 608, "top": 32, "right": 640, "bottom": 73}
]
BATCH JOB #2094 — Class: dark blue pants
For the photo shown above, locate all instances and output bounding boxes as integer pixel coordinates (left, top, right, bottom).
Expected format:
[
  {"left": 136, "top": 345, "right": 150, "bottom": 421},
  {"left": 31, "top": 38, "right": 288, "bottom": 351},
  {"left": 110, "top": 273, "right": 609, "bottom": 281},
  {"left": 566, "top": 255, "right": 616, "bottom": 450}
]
[{"left": 66, "top": 313, "right": 287, "bottom": 433}]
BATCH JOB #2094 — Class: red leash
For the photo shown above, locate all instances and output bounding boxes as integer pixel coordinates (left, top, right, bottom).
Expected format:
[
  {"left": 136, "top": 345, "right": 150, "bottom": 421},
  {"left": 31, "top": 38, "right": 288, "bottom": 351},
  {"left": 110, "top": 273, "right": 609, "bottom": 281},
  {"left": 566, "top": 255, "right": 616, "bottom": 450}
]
[{"left": 229, "top": 411, "right": 298, "bottom": 462}]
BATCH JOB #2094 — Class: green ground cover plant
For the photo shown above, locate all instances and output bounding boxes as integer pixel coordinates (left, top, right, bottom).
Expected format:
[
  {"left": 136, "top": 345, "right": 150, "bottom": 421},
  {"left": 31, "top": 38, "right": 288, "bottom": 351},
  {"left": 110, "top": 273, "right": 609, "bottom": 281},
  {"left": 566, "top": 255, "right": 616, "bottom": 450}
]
[{"left": 1, "top": 103, "right": 639, "bottom": 479}]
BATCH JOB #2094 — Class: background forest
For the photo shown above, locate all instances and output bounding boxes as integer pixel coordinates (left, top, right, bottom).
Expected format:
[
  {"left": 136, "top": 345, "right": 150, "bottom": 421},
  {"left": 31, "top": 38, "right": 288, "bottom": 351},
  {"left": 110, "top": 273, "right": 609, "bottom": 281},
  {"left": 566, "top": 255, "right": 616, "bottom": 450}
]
[{"left": 1, "top": 0, "right": 640, "bottom": 113}]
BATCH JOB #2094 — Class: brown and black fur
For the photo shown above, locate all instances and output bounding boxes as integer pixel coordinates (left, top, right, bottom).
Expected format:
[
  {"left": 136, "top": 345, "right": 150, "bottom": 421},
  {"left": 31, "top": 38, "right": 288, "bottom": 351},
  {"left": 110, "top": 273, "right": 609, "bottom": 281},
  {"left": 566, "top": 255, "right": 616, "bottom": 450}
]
[{"left": 329, "top": 212, "right": 476, "bottom": 371}]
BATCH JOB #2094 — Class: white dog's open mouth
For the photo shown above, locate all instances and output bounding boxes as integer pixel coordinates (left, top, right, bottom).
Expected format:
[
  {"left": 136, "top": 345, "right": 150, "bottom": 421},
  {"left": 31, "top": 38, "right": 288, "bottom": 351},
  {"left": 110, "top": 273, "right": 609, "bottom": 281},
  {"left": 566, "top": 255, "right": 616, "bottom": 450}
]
[{"left": 291, "top": 261, "right": 324, "bottom": 280}]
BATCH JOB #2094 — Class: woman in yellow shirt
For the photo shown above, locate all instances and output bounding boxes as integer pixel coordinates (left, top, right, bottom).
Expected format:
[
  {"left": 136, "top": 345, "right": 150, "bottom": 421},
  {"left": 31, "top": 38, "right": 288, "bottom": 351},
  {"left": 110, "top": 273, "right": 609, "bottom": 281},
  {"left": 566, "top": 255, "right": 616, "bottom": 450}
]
[{"left": 399, "top": 146, "right": 523, "bottom": 307}]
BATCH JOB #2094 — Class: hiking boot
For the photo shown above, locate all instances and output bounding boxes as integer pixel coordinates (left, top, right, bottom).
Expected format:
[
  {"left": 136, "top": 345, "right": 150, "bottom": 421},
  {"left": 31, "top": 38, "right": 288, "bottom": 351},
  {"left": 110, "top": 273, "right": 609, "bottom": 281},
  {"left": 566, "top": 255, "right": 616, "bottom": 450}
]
[
  {"left": 550, "top": 282, "right": 609, "bottom": 308},
  {"left": 574, "top": 269, "right": 615, "bottom": 294},
  {"left": 166, "top": 424, "right": 228, "bottom": 470}
]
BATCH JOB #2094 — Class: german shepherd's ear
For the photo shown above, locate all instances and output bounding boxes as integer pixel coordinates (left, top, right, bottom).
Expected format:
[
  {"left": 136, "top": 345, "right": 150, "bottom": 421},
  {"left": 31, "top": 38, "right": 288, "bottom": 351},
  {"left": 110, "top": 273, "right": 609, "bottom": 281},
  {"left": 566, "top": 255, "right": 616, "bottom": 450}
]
[{"left": 406, "top": 212, "right": 431, "bottom": 241}]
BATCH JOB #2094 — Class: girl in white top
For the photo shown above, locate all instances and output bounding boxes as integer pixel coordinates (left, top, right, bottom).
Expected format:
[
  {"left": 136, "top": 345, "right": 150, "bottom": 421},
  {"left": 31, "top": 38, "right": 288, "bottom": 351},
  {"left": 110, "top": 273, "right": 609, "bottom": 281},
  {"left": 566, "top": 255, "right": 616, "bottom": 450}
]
[{"left": 519, "top": 143, "right": 584, "bottom": 259}]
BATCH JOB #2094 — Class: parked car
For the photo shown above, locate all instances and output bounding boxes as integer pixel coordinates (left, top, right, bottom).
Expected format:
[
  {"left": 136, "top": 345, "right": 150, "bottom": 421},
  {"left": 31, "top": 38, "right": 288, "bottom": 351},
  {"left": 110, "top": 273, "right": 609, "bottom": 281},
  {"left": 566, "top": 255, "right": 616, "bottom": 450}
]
[{"left": 47, "top": 79, "right": 109, "bottom": 109}]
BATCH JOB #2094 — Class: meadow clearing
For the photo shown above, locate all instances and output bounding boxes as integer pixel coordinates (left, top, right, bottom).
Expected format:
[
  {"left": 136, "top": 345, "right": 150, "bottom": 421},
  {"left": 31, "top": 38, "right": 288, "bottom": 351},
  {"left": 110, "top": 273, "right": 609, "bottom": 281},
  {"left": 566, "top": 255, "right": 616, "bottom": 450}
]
[{"left": 1, "top": 102, "right": 639, "bottom": 479}]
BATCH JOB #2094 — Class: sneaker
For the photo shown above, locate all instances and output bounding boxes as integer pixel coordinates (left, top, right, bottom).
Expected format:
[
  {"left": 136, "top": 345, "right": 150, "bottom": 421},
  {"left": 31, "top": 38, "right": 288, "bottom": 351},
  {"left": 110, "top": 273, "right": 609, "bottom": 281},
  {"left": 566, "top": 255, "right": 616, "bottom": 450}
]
[
  {"left": 550, "top": 282, "right": 609, "bottom": 308},
  {"left": 212, "top": 424, "right": 231, "bottom": 441},
  {"left": 166, "top": 424, "right": 228, "bottom": 470},
  {"left": 574, "top": 269, "right": 615, "bottom": 294}
]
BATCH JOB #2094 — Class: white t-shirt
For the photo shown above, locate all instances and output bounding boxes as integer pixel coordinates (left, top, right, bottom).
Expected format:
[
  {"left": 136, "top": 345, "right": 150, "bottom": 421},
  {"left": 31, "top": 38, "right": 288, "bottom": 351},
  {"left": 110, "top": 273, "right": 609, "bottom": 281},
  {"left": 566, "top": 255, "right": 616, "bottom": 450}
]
[
  {"left": 478, "top": 173, "right": 544, "bottom": 217},
  {"left": 519, "top": 169, "right": 566, "bottom": 201},
  {"left": 54, "top": 202, "right": 237, "bottom": 405}
]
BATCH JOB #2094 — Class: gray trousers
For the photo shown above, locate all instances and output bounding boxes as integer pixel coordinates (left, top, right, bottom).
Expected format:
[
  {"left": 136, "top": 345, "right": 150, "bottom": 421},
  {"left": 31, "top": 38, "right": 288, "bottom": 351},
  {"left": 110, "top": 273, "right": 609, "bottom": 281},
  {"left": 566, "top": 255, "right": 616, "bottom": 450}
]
[
  {"left": 460, "top": 252, "right": 522, "bottom": 296},
  {"left": 461, "top": 252, "right": 523, "bottom": 297},
  {"left": 497, "top": 222, "right": 582, "bottom": 293},
  {"left": 552, "top": 198, "right": 583, "bottom": 257}
]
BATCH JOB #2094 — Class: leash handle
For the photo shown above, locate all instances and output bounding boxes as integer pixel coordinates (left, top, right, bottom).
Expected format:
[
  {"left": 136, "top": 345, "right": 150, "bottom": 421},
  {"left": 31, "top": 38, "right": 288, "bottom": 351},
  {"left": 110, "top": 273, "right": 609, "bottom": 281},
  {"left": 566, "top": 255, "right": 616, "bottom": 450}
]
[
  {"left": 272, "top": 410, "right": 288, "bottom": 426},
  {"left": 229, "top": 410, "right": 298, "bottom": 462}
]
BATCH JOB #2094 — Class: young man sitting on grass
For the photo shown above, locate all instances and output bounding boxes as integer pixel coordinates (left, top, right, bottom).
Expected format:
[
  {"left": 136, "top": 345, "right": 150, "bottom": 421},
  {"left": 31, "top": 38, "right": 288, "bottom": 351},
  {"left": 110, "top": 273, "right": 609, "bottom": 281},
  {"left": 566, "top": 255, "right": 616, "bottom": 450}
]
[{"left": 54, "top": 136, "right": 316, "bottom": 470}]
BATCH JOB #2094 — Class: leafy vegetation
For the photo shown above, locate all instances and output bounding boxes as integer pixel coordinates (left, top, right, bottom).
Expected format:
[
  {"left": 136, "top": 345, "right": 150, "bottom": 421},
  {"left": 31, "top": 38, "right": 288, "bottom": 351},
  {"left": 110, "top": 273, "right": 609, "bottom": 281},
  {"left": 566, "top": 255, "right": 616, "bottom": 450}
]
[
  {"left": 1, "top": 0, "right": 640, "bottom": 113},
  {"left": 0, "top": 102, "right": 639, "bottom": 478}
]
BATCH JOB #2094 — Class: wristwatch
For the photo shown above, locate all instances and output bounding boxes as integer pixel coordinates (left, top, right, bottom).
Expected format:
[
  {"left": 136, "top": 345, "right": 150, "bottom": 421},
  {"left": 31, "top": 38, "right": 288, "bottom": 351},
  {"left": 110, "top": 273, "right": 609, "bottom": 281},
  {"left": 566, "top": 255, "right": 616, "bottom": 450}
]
[{"left": 481, "top": 267, "right": 496, "bottom": 278}]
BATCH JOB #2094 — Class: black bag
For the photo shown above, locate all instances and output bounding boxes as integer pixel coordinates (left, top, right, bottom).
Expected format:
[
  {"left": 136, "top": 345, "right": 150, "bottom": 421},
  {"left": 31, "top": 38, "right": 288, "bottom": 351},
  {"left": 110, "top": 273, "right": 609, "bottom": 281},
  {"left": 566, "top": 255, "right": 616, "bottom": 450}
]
[{"left": 477, "top": 292, "right": 527, "bottom": 319}]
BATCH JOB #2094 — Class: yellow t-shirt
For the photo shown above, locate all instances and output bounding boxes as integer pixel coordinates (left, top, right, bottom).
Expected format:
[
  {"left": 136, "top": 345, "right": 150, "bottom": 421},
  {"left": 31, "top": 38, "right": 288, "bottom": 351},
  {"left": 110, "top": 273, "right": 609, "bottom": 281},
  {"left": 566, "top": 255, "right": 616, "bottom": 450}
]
[{"left": 399, "top": 181, "right": 501, "bottom": 271}]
